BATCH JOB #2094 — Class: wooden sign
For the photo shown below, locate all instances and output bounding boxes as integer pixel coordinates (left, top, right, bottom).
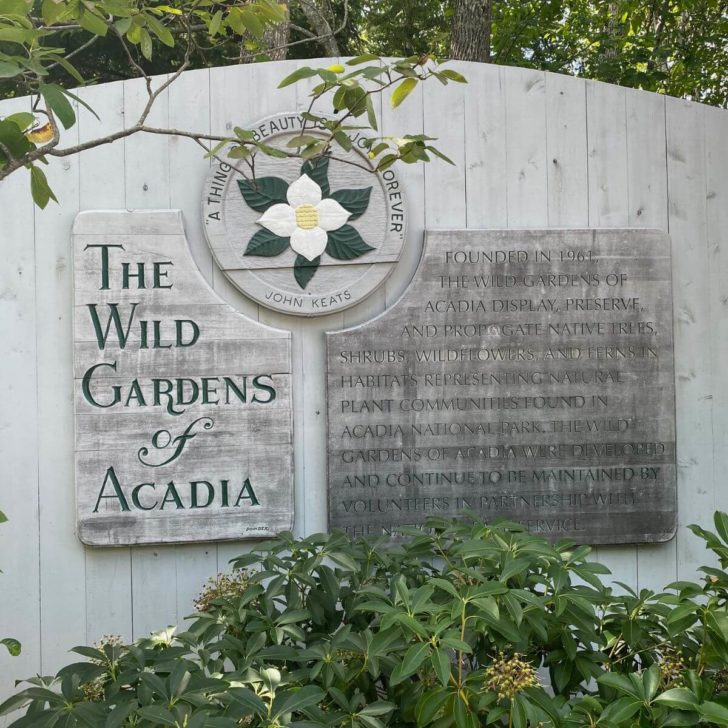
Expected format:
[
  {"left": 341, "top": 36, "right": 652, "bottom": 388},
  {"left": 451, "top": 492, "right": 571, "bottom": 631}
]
[
  {"left": 73, "top": 210, "right": 293, "bottom": 546},
  {"left": 326, "top": 229, "right": 677, "bottom": 544},
  {"left": 202, "top": 113, "right": 406, "bottom": 316}
]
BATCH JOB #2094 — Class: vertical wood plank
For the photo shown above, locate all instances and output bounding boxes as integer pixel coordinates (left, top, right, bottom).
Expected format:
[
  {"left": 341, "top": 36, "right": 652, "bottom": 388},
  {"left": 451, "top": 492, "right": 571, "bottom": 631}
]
[
  {"left": 294, "top": 65, "right": 345, "bottom": 536},
  {"left": 705, "top": 106, "right": 728, "bottom": 517},
  {"left": 166, "top": 67, "right": 220, "bottom": 617},
  {"left": 504, "top": 67, "right": 548, "bottom": 227},
  {"left": 423, "top": 62, "right": 467, "bottom": 227},
  {"left": 545, "top": 73, "right": 588, "bottom": 227},
  {"left": 465, "top": 64, "right": 507, "bottom": 228},
  {"left": 34, "top": 97, "right": 88, "bottom": 673},
  {"left": 76, "top": 80, "right": 134, "bottom": 645},
  {"left": 625, "top": 88, "right": 678, "bottom": 592},
  {"left": 381, "top": 76, "right": 425, "bottom": 307},
  {"left": 585, "top": 79, "right": 638, "bottom": 585},
  {"left": 0, "top": 96, "right": 42, "bottom": 712},
  {"left": 123, "top": 75, "right": 179, "bottom": 637},
  {"left": 665, "top": 98, "right": 713, "bottom": 579}
]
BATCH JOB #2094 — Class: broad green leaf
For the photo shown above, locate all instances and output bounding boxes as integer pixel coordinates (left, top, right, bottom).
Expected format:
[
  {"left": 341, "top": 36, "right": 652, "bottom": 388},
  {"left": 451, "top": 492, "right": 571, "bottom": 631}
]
[
  {"left": 714, "top": 511, "right": 728, "bottom": 543},
  {"left": 415, "top": 689, "right": 448, "bottom": 726},
  {"left": 597, "top": 671, "right": 641, "bottom": 699},
  {"left": 329, "top": 187, "right": 372, "bottom": 220},
  {"left": 272, "top": 686, "right": 325, "bottom": 720},
  {"left": 391, "top": 77, "right": 417, "bottom": 108},
  {"left": 698, "top": 701, "right": 728, "bottom": 724},
  {"left": 228, "top": 687, "right": 267, "bottom": 715},
  {"left": 145, "top": 13, "right": 174, "bottom": 46},
  {"left": 654, "top": 688, "right": 699, "bottom": 711},
  {"left": 104, "top": 702, "right": 133, "bottom": 728},
  {"left": 346, "top": 54, "right": 381, "bottom": 66},
  {"left": 278, "top": 66, "right": 318, "bottom": 88},
  {"left": 136, "top": 705, "right": 177, "bottom": 725},
  {"left": 359, "top": 702, "right": 395, "bottom": 717},
  {"left": 598, "top": 696, "right": 642, "bottom": 724},
  {"left": 238, "top": 176, "right": 289, "bottom": 212},
  {"left": 326, "top": 225, "right": 374, "bottom": 260},
  {"left": 294, "top": 254, "right": 320, "bottom": 289},
  {"left": 30, "top": 165, "right": 58, "bottom": 209},
  {"left": 39, "top": 83, "right": 75, "bottom": 130},
  {"left": 244, "top": 229, "right": 289, "bottom": 257},
  {"left": 0, "top": 510, "right": 7, "bottom": 524},
  {"left": 1, "top": 637, "right": 20, "bottom": 656},
  {"left": 439, "top": 68, "right": 468, "bottom": 83},
  {"left": 301, "top": 155, "right": 330, "bottom": 196},
  {"left": 0, "top": 61, "right": 21, "bottom": 78},
  {"left": 431, "top": 648, "right": 451, "bottom": 687},
  {"left": 139, "top": 27, "right": 153, "bottom": 60},
  {"left": 389, "top": 642, "right": 429, "bottom": 685},
  {"left": 78, "top": 8, "right": 108, "bottom": 36}
]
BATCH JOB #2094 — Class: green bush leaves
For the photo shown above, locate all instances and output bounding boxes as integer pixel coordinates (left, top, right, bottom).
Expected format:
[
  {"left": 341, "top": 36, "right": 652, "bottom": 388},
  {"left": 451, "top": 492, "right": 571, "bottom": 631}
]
[{"left": 6, "top": 514, "right": 728, "bottom": 727}]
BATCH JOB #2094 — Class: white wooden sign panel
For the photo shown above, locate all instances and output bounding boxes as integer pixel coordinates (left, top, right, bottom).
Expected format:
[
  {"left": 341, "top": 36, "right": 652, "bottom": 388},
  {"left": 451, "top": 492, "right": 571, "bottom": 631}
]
[{"left": 73, "top": 210, "right": 293, "bottom": 545}]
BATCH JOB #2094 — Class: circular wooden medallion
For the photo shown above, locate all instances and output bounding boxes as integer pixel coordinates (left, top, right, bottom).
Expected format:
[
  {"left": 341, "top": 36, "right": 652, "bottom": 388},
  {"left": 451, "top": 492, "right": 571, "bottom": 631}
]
[{"left": 202, "top": 113, "right": 407, "bottom": 316}]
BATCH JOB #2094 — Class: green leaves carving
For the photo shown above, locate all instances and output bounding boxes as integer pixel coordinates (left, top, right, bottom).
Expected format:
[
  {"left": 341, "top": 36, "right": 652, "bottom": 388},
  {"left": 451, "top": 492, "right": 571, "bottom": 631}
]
[
  {"left": 326, "top": 225, "right": 374, "bottom": 260},
  {"left": 244, "top": 229, "right": 290, "bottom": 257},
  {"left": 301, "top": 156, "right": 330, "bottom": 197},
  {"left": 294, "top": 255, "right": 320, "bottom": 290},
  {"left": 237, "top": 176, "right": 288, "bottom": 212},
  {"left": 329, "top": 186, "right": 372, "bottom": 220},
  {"left": 239, "top": 156, "right": 374, "bottom": 289}
]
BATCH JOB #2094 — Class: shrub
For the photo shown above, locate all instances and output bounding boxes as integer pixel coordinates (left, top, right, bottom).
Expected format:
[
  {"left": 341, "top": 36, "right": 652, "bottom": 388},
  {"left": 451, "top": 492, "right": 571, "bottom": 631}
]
[{"left": 3, "top": 513, "right": 728, "bottom": 727}]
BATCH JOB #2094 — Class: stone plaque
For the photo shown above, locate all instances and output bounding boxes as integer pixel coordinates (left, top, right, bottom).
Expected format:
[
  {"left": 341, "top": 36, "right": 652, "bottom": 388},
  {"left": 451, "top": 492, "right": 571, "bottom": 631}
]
[
  {"left": 202, "top": 113, "right": 406, "bottom": 316},
  {"left": 327, "top": 229, "right": 676, "bottom": 544},
  {"left": 73, "top": 210, "right": 293, "bottom": 546}
]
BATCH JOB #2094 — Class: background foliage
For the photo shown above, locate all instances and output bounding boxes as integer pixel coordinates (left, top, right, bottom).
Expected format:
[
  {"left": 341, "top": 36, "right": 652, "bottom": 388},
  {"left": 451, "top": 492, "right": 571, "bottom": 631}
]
[{"left": 4, "top": 513, "right": 728, "bottom": 727}]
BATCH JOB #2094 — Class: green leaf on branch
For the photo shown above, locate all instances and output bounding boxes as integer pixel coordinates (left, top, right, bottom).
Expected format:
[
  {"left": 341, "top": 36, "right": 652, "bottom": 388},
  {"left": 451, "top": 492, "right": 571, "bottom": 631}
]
[
  {"left": 39, "top": 83, "right": 75, "bottom": 130},
  {"left": 78, "top": 8, "right": 108, "bottom": 36},
  {"left": 0, "top": 510, "right": 6, "bottom": 524},
  {"left": 698, "top": 701, "right": 728, "bottom": 724},
  {"left": 294, "top": 255, "right": 320, "bottom": 289},
  {"left": 329, "top": 187, "right": 372, "bottom": 220},
  {"left": 244, "top": 229, "right": 289, "bottom": 257},
  {"left": 439, "top": 68, "right": 468, "bottom": 83},
  {"left": 278, "top": 66, "right": 318, "bottom": 88},
  {"left": 326, "top": 225, "right": 374, "bottom": 260},
  {"left": 1, "top": 638, "right": 21, "bottom": 656},
  {"left": 238, "top": 176, "right": 288, "bottom": 212},
  {"left": 389, "top": 642, "right": 429, "bottom": 685},
  {"left": 391, "top": 77, "right": 417, "bottom": 108},
  {"left": 654, "top": 688, "right": 699, "bottom": 711},
  {"left": 301, "top": 156, "right": 330, "bottom": 196},
  {"left": 29, "top": 165, "right": 58, "bottom": 209}
]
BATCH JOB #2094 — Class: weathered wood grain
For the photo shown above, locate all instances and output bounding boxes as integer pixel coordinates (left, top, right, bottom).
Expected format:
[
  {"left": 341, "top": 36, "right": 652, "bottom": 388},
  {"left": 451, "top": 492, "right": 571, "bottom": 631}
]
[
  {"left": 327, "top": 229, "right": 677, "bottom": 544},
  {"left": 73, "top": 210, "right": 294, "bottom": 546}
]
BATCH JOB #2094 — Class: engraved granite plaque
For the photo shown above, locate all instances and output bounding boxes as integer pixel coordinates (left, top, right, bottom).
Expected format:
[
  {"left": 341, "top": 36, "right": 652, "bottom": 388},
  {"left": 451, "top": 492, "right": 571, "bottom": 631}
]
[
  {"left": 73, "top": 210, "right": 293, "bottom": 545},
  {"left": 327, "top": 229, "right": 676, "bottom": 543}
]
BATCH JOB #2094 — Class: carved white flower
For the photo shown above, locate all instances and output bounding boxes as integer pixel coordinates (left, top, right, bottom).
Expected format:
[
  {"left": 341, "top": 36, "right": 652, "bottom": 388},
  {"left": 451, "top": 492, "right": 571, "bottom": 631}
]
[{"left": 257, "top": 173, "right": 351, "bottom": 261}]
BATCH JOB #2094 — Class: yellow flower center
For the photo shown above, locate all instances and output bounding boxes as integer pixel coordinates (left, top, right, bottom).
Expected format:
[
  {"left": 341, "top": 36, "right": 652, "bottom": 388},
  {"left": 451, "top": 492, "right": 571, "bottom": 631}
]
[{"left": 295, "top": 204, "right": 319, "bottom": 230}]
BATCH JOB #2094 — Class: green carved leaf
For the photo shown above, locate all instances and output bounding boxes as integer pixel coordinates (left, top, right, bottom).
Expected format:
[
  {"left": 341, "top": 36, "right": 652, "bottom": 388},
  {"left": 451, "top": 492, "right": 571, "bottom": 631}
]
[
  {"left": 326, "top": 225, "right": 374, "bottom": 260},
  {"left": 294, "top": 255, "right": 320, "bottom": 289},
  {"left": 301, "top": 156, "right": 330, "bottom": 197},
  {"left": 244, "top": 229, "right": 289, "bottom": 257},
  {"left": 329, "top": 187, "right": 372, "bottom": 220},
  {"left": 237, "top": 176, "right": 288, "bottom": 212}
]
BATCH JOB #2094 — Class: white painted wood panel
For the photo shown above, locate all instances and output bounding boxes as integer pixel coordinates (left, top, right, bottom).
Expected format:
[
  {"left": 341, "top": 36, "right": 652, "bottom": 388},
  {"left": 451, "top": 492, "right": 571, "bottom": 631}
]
[
  {"left": 0, "top": 60, "right": 726, "bottom": 705},
  {"left": 665, "top": 98, "right": 714, "bottom": 580},
  {"left": 76, "top": 79, "right": 134, "bottom": 646},
  {"left": 0, "top": 96, "right": 41, "bottom": 715}
]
